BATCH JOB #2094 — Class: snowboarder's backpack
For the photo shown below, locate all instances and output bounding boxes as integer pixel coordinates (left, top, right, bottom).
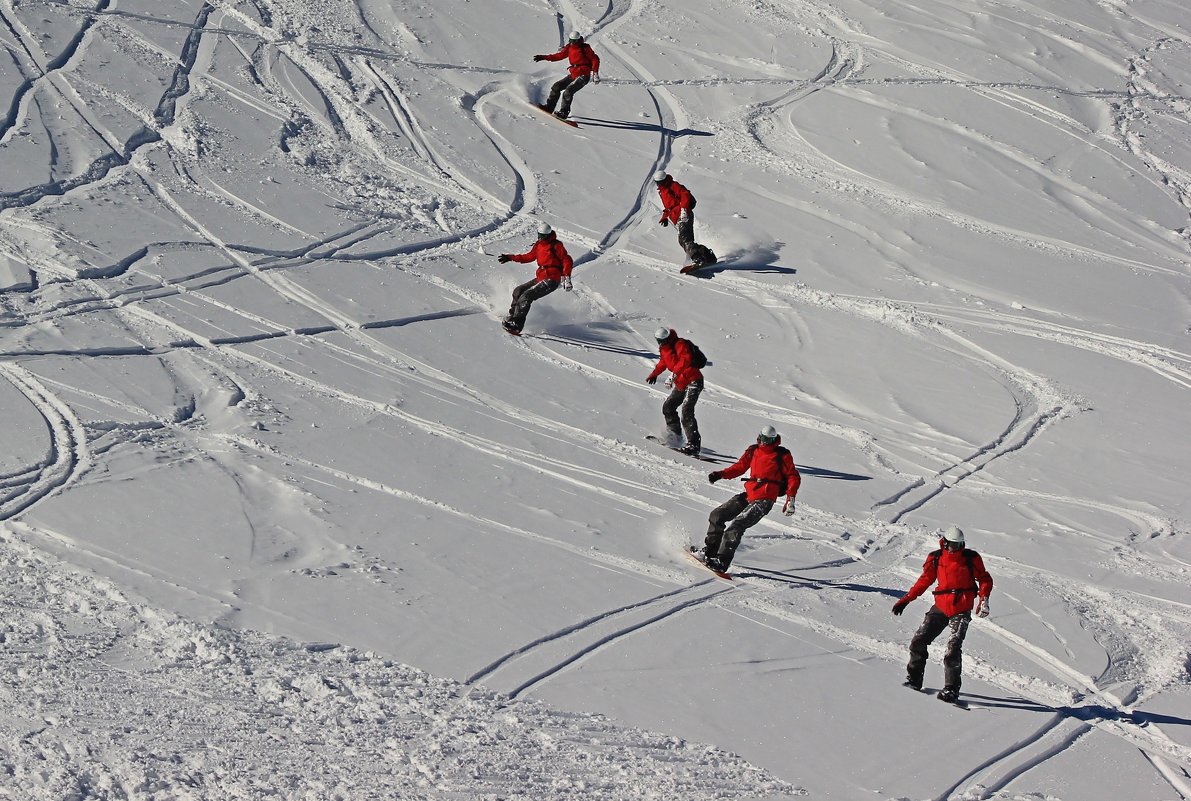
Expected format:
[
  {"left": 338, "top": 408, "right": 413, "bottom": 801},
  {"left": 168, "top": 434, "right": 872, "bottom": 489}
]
[{"left": 683, "top": 338, "right": 708, "bottom": 369}]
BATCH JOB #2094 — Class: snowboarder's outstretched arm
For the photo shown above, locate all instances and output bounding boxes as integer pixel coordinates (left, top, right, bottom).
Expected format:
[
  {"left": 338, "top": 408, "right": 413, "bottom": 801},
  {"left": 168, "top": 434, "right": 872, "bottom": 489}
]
[
  {"left": 645, "top": 359, "right": 666, "bottom": 384},
  {"left": 717, "top": 446, "right": 755, "bottom": 482},
  {"left": 501, "top": 249, "right": 535, "bottom": 264},
  {"left": 892, "top": 553, "right": 939, "bottom": 615}
]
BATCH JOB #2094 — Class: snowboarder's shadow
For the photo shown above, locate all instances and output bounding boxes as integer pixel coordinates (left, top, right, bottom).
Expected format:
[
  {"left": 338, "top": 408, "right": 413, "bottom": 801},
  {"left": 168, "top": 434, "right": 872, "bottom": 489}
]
[
  {"left": 798, "top": 465, "right": 871, "bottom": 481},
  {"left": 735, "top": 565, "right": 902, "bottom": 597},
  {"left": 534, "top": 321, "right": 658, "bottom": 358},
  {"left": 960, "top": 693, "right": 1191, "bottom": 726},
  {"left": 568, "top": 117, "right": 713, "bottom": 138},
  {"left": 686, "top": 243, "right": 798, "bottom": 278},
  {"left": 686, "top": 262, "right": 798, "bottom": 279}
]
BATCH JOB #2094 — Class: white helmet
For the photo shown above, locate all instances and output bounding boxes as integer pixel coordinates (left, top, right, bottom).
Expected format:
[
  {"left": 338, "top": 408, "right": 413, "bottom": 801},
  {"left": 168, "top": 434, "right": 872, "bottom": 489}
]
[
  {"left": 758, "top": 425, "right": 778, "bottom": 444},
  {"left": 537, "top": 222, "right": 553, "bottom": 236},
  {"left": 569, "top": 30, "right": 583, "bottom": 41},
  {"left": 653, "top": 327, "right": 670, "bottom": 341},
  {"left": 941, "top": 525, "right": 965, "bottom": 545},
  {"left": 652, "top": 170, "right": 668, "bottom": 183}
]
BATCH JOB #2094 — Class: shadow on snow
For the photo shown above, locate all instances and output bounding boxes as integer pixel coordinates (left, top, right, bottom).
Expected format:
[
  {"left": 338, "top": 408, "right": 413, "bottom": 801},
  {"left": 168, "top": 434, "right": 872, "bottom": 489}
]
[
  {"left": 735, "top": 565, "right": 903, "bottom": 598},
  {"left": 569, "top": 117, "right": 713, "bottom": 138},
  {"left": 533, "top": 321, "right": 659, "bottom": 358},
  {"left": 959, "top": 693, "right": 1191, "bottom": 727}
]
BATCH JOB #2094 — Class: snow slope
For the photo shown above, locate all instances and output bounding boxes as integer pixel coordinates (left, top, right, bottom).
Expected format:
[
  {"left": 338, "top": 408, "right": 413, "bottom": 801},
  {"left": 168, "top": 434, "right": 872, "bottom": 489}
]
[{"left": 1, "top": 0, "right": 1189, "bottom": 798}]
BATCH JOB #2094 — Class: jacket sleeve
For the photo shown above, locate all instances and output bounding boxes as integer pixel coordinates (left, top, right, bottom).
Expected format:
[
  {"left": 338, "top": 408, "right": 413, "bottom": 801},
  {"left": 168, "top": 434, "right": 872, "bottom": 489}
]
[
  {"left": 559, "top": 245, "right": 574, "bottom": 277},
  {"left": 674, "top": 183, "right": 694, "bottom": 211},
  {"left": 972, "top": 553, "right": 993, "bottom": 599},
  {"left": 782, "top": 451, "right": 802, "bottom": 498},
  {"left": 508, "top": 247, "right": 535, "bottom": 264},
  {"left": 902, "top": 554, "right": 938, "bottom": 603},
  {"left": 646, "top": 344, "right": 670, "bottom": 382},
  {"left": 646, "top": 342, "right": 669, "bottom": 381},
  {"left": 540, "top": 48, "right": 568, "bottom": 62},
  {"left": 590, "top": 47, "right": 601, "bottom": 73},
  {"left": 658, "top": 187, "right": 679, "bottom": 223},
  {"left": 719, "top": 446, "right": 753, "bottom": 482}
]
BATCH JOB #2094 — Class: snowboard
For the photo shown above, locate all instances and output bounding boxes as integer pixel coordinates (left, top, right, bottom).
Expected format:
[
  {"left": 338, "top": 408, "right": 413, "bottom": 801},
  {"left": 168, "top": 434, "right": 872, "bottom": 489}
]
[
  {"left": 903, "top": 682, "right": 969, "bottom": 709},
  {"left": 532, "top": 103, "right": 579, "bottom": 127},
  {"left": 686, "top": 547, "right": 732, "bottom": 581},
  {"left": 679, "top": 261, "right": 717, "bottom": 275},
  {"left": 644, "top": 434, "right": 717, "bottom": 462}
]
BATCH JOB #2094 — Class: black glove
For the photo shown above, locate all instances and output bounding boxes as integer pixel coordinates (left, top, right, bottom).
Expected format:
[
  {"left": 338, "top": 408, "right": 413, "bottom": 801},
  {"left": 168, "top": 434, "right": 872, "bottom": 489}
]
[
  {"left": 892, "top": 600, "right": 909, "bottom": 616},
  {"left": 708, "top": 471, "right": 722, "bottom": 484},
  {"left": 498, "top": 254, "right": 512, "bottom": 263},
  {"left": 659, "top": 217, "right": 669, "bottom": 227},
  {"left": 533, "top": 55, "right": 546, "bottom": 62},
  {"left": 645, "top": 375, "right": 657, "bottom": 385}
]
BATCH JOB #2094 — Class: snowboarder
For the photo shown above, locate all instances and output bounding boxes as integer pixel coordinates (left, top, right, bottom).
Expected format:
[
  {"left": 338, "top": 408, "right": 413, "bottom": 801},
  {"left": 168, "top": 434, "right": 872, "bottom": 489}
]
[
  {"left": 497, "top": 223, "right": 574, "bottom": 334},
  {"left": 533, "top": 31, "right": 600, "bottom": 121},
  {"left": 646, "top": 327, "right": 706, "bottom": 455},
  {"left": 892, "top": 526, "right": 993, "bottom": 704},
  {"left": 653, "top": 171, "right": 716, "bottom": 270},
  {"left": 701, "top": 426, "right": 800, "bottom": 571}
]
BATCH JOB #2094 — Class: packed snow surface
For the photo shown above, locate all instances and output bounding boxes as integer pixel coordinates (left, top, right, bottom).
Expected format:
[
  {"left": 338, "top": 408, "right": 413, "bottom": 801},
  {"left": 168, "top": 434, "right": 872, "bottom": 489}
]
[{"left": 1, "top": 0, "right": 1190, "bottom": 799}]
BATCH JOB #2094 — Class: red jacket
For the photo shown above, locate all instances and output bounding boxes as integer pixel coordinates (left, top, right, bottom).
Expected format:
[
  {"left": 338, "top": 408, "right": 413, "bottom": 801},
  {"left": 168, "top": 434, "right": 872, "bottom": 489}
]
[
  {"left": 656, "top": 176, "right": 695, "bottom": 224},
  {"left": 719, "top": 439, "right": 801, "bottom": 502},
  {"left": 507, "top": 232, "right": 573, "bottom": 282},
  {"left": 646, "top": 330, "right": 702, "bottom": 390},
  {"left": 900, "top": 544, "right": 993, "bottom": 617},
  {"left": 539, "top": 42, "right": 600, "bottom": 79}
]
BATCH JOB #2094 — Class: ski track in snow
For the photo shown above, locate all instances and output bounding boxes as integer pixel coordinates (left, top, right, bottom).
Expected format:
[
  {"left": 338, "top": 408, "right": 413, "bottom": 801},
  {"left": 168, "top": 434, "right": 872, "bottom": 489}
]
[{"left": 1, "top": 0, "right": 1189, "bottom": 798}]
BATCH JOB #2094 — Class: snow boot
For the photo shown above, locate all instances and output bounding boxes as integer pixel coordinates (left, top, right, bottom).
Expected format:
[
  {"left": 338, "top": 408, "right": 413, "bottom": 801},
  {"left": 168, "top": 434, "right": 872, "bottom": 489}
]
[
  {"left": 664, "top": 428, "right": 683, "bottom": 449},
  {"left": 705, "top": 555, "right": 727, "bottom": 572},
  {"left": 936, "top": 688, "right": 959, "bottom": 703}
]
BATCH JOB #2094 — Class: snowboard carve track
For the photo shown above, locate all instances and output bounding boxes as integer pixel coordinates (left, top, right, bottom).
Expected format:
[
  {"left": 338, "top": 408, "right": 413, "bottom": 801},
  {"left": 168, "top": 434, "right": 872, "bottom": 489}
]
[
  {"left": 0, "top": 364, "right": 89, "bottom": 520},
  {"left": 488, "top": 583, "right": 734, "bottom": 700}
]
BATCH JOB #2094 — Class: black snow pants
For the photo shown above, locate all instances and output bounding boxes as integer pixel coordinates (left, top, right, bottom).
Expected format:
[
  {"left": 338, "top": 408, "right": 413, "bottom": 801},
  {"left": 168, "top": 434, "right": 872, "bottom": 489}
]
[
  {"left": 704, "top": 492, "right": 774, "bottom": 569},
  {"left": 662, "top": 378, "right": 702, "bottom": 450},
  {"left": 907, "top": 606, "right": 971, "bottom": 692},
  {"left": 676, "top": 213, "right": 715, "bottom": 266},
  {"left": 506, "top": 278, "right": 559, "bottom": 330},
  {"left": 544, "top": 74, "right": 590, "bottom": 117}
]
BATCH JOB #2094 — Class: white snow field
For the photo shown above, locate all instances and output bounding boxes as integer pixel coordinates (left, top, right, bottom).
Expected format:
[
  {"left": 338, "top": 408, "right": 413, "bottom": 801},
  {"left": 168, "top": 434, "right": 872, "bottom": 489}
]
[{"left": 1, "top": 0, "right": 1189, "bottom": 798}]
